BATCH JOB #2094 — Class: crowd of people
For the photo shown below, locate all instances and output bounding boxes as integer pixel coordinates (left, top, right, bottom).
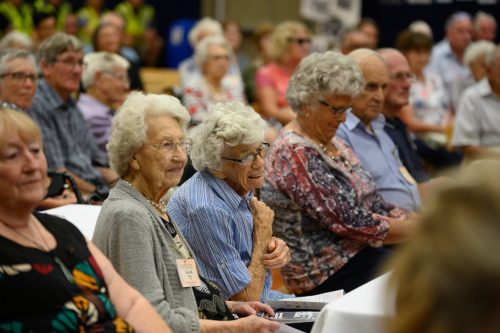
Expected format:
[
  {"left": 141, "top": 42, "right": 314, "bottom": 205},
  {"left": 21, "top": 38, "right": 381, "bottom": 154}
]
[{"left": 0, "top": 3, "right": 499, "bottom": 332}]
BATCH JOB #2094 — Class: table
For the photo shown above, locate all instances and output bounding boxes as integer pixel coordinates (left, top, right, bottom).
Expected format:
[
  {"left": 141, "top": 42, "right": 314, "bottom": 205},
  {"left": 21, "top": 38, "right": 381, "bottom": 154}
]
[
  {"left": 44, "top": 204, "right": 102, "bottom": 239},
  {"left": 311, "top": 272, "right": 394, "bottom": 333}
]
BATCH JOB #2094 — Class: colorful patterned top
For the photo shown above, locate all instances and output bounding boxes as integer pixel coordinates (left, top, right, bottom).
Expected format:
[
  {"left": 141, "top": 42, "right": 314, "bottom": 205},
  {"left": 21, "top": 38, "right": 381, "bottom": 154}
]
[
  {"left": 255, "top": 62, "right": 291, "bottom": 108},
  {"left": 0, "top": 213, "right": 134, "bottom": 332},
  {"left": 261, "top": 130, "right": 411, "bottom": 294},
  {"left": 409, "top": 74, "right": 450, "bottom": 129}
]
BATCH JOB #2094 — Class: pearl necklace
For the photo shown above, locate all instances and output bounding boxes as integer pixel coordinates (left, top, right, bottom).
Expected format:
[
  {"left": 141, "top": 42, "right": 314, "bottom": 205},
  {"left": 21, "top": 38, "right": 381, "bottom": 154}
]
[{"left": 123, "top": 180, "right": 168, "bottom": 214}]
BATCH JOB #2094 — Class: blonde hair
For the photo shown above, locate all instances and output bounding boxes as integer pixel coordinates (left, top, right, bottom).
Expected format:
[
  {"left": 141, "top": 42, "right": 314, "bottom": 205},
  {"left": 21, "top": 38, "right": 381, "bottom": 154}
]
[
  {"left": 385, "top": 161, "right": 500, "bottom": 333},
  {"left": 0, "top": 107, "right": 41, "bottom": 149},
  {"left": 269, "top": 21, "right": 310, "bottom": 63}
]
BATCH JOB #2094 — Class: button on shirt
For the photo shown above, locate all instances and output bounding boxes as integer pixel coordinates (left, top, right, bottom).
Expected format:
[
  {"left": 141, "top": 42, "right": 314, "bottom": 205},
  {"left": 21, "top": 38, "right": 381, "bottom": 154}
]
[
  {"left": 425, "top": 38, "right": 474, "bottom": 112},
  {"left": 451, "top": 78, "right": 500, "bottom": 148},
  {"left": 167, "top": 170, "right": 287, "bottom": 302},
  {"left": 336, "top": 113, "right": 421, "bottom": 211},
  {"left": 26, "top": 79, "right": 105, "bottom": 185},
  {"left": 77, "top": 93, "right": 114, "bottom": 159}
]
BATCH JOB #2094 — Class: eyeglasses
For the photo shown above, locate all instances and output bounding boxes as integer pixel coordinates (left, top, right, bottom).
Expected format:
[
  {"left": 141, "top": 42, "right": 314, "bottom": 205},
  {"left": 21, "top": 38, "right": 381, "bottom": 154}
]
[
  {"left": 103, "top": 71, "right": 130, "bottom": 84},
  {"left": 209, "top": 55, "right": 230, "bottom": 61},
  {"left": 390, "top": 72, "right": 416, "bottom": 84},
  {"left": 0, "top": 72, "right": 38, "bottom": 84},
  {"left": 289, "top": 38, "right": 311, "bottom": 45},
  {"left": 222, "top": 143, "right": 270, "bottom": 167},
  {"left": 147, "top": 138, "right": 194, "bottom": 154},
  {"left": 317, "top": 100, "right": 352, "bottom": 117},
  {"left": 54, "top": 58, "right": 84, "bottom": 69}
]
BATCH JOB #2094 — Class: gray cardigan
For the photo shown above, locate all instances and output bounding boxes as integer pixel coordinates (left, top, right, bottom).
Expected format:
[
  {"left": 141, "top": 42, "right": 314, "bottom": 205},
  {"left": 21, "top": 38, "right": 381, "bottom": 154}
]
[{"left": 92, "top": 179, "right": 201, "bottom": 333}]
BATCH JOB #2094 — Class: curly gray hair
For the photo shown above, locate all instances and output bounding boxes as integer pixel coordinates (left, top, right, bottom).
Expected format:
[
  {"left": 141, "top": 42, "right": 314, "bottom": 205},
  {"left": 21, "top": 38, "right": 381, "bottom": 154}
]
[
  {"left": 81, "top": 51, "right": 130, "bottom": 90},
  {"left": 195, "top": 35, "right": 233, "bottom": 68},
  {"left": 107, "top": 92, "right": 191, "bottom": 177},
  {"left": 464, "top": 40, "right": 497, "bottom": 66},
  {"left": 286, "top": 51, "right": 365, "bottom": 114},
  {"left": 189, "top": 101, "right": 268, "bottom": 172}
]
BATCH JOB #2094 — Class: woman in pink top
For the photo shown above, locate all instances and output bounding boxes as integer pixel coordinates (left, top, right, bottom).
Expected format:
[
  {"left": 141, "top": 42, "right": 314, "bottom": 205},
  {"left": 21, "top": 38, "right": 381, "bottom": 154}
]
[{"left": 256, "top": 21, "right": 311, "bottom": 127}]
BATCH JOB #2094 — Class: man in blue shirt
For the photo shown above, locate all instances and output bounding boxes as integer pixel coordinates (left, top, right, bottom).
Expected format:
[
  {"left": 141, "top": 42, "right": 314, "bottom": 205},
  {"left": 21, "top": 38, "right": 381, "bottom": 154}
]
[{"left": 337, "top": 49, "right": 421, "bottom": 211}]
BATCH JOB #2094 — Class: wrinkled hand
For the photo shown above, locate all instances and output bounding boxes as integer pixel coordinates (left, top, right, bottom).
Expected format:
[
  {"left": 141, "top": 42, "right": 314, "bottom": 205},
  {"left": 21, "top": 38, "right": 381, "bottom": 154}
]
[
  {"left": 234, "top": 315, "right": 280, "bottom": 333},
  {"left": 250, "top": 197, "right": 274, "bottom": 245},
  {"left": 227, "top": 301, "right": 274, "bottom": 317},
  {"left": 263, "top": 237, "right": 291, "bottom": 269}
]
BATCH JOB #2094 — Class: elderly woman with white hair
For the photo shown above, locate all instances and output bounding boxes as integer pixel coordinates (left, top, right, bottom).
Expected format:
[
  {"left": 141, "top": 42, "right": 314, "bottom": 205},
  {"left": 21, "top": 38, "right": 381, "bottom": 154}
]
[
  {"left": 182, "top": 36, "right": 244, "bottom": 124},
  {"left": 260, "top": 51, "right": 414, "bottom": 296},
  {"left": 168, "top": 102, "right": 291, "bottom": 303},
  {"left": 92, "top": 92, "right": 280, "bottom": 333},
  {"left": 0, "top": 30, "right": 33, "bottom": 52},
  {"left": 463, "top": 40, "right": 497, "bottom": 82},
  {"left": 78, "top": 51, "right": 130, "bottom": 158}
]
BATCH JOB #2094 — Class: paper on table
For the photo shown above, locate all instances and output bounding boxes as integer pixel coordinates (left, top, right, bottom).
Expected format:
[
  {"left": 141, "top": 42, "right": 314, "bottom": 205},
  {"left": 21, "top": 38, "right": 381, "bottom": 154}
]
[
  {"left": 266, "top": 289, "right": 344, "bottom": 310},
  {"left": 44, "top": 204, "right": 102, "bottom": 239}
]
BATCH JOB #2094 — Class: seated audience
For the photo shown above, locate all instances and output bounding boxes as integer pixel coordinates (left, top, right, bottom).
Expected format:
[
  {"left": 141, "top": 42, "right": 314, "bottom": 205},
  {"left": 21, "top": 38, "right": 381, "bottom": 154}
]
[
  {"left": 337, "top": 49, "right": 421, "bottom": 211},
  {"left": 32, "top": 12, "right": 56, "bottom": 51},
  {"left": 92, "top": 22, "right": 143, "bottom": 90},
  {"left": 182, "top": 36, "right": 244, "bottom": 124},
  {"left": 179, "top": 17, "right": 243, "bottom": 91},
  {"left": 26, "top": 32, "right": 117, "bottom": 193},
  {"left": 114, "top": 0, "right": 164, "bottom": 67},
  {"left": 473, "top": 11, "right": 496, "bottom": 42},
  {"left": 168, "top": 102, "right": 291, "bottom": 302},
  {"left": 386, "top": 161, "right": 500, "bottom": 333},
  {"left": 0, "top": 30, "right": 33, "bottom": 52},
  {"left": 0, "top": 48, "right": 76, "bottom": 209},
  {"left": 34, "top": 0, "right": 72, "bottom": 31},
  {"left": 463, "top": 40, "right": 497, "bottom": 82},
  {"left": 378, "top": 48, "right": 434, "bottom": 181},
  {"left": 340, "top": 28, "right": 371, "bottom": 55},
  {"left": 92, "top": 92, "right": 280, "bottom": 333},
  {"left": 256, "top": 20, "right": 311, "bottom": 126},
  {"left": 0, "top": 107, "right": 172, "bottom": 332},
  {"left": 357, "top": 18, "right": 380, "bottom": 50},
  {"left": 243, "top": 22, "right": 274, "bottom": 104},
  {"left": 451, "top": 45, "right": 500, "bottom": 160},
  {"left": 0, "top": 0, "right": 33, "bottom": 36},
  {"left": 79, "top": 51, "right": 130, "bottom": 158},
  {"left": 77, "top": 0, "right": 103, "bottom": 45},
  {"left": 261, "top": 51, "right": 414, "bottom": 296},
  {"left": 426, "top": 12, "right": 474, "bottom": 113},
  {"left": 408, "top": 20, "right": 433, "bottom": 39},
  {"left": 224, "top": 19, "right": 251, "bottom": 74}
]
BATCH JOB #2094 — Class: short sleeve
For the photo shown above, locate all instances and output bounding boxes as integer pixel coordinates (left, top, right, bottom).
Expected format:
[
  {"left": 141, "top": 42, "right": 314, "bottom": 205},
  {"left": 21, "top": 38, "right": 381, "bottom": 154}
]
[{"left": 451, "top": 93, "right": 481, "bottom": 147}]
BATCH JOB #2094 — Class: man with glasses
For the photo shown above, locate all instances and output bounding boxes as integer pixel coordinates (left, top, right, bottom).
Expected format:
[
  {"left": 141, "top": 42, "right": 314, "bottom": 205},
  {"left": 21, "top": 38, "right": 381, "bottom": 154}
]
[
  {"left": 379, "top": 48, "right": 431, "bottom": 184},
  {"left": 79, "top": 51, "right": 130, "bottom": 158},
  {"left": 337, "top": 49, "right": 421, "bottom": 211},
  {"left": 27, "top": 32, "right": 117, "bottom": 196}
]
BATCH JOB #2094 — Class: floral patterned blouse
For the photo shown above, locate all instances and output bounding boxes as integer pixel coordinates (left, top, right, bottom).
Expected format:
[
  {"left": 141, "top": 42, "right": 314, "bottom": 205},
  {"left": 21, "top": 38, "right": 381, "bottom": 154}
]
[{"left": 261, "top": 130, "right": 411, "bottom": 294}]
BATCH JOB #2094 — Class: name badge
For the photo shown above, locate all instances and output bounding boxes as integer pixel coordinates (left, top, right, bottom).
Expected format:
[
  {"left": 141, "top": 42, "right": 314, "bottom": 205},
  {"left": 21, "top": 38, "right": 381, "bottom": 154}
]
[
  {"left": 399, "top": 166, "right": 416, "bottom": 184},
  {"left": 176, "top": 259, "right": 201, "bottom": 287}
]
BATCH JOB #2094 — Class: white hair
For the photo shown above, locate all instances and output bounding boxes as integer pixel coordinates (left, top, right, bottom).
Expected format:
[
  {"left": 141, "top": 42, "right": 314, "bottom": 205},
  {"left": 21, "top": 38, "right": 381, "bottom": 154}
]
[
  {"left": 474, "top": 11, "right": 497, "bottom": 31},
  {"left": 286, "top": 51, "right": 365, "bottom": 114},
  {"left": 194, "top": 35, "right": 233, "bottom": 67},
  {"left": 408, "top": 20, "right": 434, "bottom": 40},
  {"left": 464, "top": 40, "right": 497, "bottom": 66},
  {"left": 188, "top": 17, "right": 223, "bottom": 48},
  {"left": 107, "top": 92, "right": 191, "bottom": 177},
  {"left": 0, "top": 30, "right": 33, "bottom": 52},
  {"left": 189, "top": 101, "right": 268, "bottom": 172},
  {"left": 0, "top": 48, "right": 37, "bottom": 84},
  {"left": 81, "top": 51, "right": 130, "bottom": 90}
]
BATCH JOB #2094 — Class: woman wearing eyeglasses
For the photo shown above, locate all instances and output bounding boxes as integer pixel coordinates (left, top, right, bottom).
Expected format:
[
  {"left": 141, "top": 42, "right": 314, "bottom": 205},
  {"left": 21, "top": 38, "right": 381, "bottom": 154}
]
[
  {"left": 92, "top": 93, "right": 280, "bottom": 333},
  {"left": 167, "top": 101, "right": 292, "bottom": 304},
  {"left": 260, "top": 52, "right": 413, "bottom": 296},
  {"left": 256, "top": 20, "right": 311, "bottom": 128},
  {"left": 182, "top": 35, "right": 244, "bottom": 125}
]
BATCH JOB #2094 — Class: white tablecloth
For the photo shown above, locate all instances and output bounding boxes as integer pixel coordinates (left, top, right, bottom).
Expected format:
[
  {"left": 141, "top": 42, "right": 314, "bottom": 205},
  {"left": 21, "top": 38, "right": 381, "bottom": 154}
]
[
  {"left": 44, "top": 204, "right": 101, "bottom": 239},
  {"left": 311, "top": 272, "right": 394, "bottom": 333}
]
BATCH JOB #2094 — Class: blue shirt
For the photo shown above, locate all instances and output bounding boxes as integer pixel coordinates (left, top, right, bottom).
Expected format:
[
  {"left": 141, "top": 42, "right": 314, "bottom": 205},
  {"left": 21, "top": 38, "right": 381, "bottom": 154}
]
[
  {"left": 167, "top": 170, "right": 287, "bottom": 302},
  {"left": 336, "top": 113, "right": 421, "bottom": 211}
]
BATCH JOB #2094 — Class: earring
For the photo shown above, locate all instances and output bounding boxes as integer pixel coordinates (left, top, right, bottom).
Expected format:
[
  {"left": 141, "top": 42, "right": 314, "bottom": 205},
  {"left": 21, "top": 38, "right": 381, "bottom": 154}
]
[{"left": 306, "top": 113, "right": 310, "bottom": 118}]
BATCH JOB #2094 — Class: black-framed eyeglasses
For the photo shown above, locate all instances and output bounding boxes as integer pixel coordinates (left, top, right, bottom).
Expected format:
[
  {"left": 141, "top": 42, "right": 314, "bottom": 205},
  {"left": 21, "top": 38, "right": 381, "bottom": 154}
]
[
  {"left": 54, "top": 58, "right": 84, "bottom": 69},
  {"left": 317, "top": 100, "right": 352, "bottom": 117},
  {"left": 222, "top": 143, "right": 270, "bottom": 167},
  {"left": 146, "top": 138, "right": 194, "bottom": 154},
  {"left": 0, "top": 72, "right": 38, "bottom": 84},
  {"left": 103, "top": 71, "right": 130, "bottom": 84},
  {"left": 390, "top": 72, "right": 416, "bottom": 84},
  {"left": 289, "top": 38, "right": 311, "bottom": 45}
]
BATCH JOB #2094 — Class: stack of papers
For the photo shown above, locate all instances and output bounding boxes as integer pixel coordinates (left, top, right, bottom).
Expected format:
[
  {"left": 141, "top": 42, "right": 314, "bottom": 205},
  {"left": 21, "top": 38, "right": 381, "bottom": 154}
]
[{"left": 266, "top": 289, "right": 344, "bottom": 311}]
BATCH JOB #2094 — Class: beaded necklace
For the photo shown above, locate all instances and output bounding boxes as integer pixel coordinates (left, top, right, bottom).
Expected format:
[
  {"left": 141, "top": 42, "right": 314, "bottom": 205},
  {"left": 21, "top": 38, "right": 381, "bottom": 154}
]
[{"left": 123, "top": 180, "right": 168, "bottom": 214}]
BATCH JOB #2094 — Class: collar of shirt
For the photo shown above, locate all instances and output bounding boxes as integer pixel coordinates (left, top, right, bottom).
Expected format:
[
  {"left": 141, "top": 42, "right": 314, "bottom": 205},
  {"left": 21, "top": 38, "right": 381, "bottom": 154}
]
[
  {"left": 38, "top": 78, "right": 77, "bottom": 110},
  {"left": 344, "top": 111, "right": 362, "bottom": 130},
  {"left": 0, "top": 101, "right": 25, "bottom": 112},
  {"left": 78, "top": 93, "right": 113, "bottom": 115},
  {"left": 200, "top": 170, "right": 253, "bottom": 211},
  {"left": 384, "top": 116, "right": 407, "bottom": 130}
]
